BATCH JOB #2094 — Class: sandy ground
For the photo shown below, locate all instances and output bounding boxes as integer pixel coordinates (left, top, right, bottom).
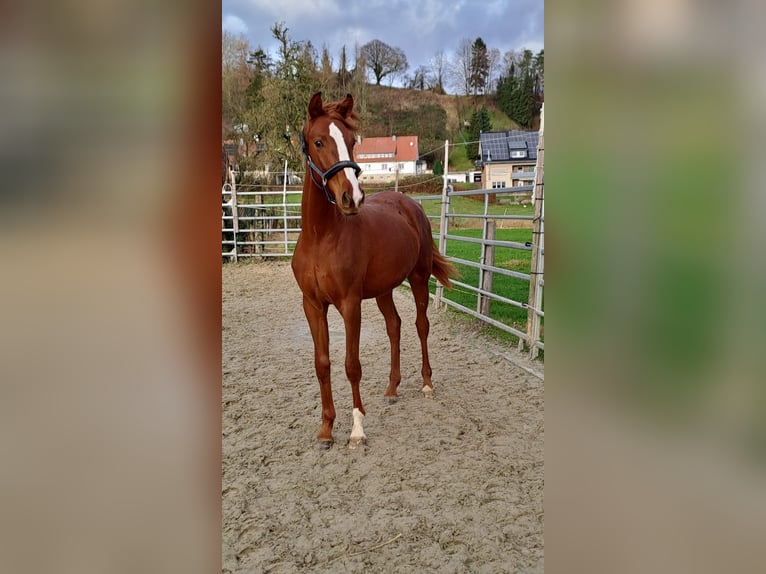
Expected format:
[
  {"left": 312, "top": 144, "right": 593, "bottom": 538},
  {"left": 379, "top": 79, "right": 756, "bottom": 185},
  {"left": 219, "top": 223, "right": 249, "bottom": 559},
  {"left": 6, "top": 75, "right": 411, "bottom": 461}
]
[{"left": 222, "top": 261, "right": 544, "bottom": 573}]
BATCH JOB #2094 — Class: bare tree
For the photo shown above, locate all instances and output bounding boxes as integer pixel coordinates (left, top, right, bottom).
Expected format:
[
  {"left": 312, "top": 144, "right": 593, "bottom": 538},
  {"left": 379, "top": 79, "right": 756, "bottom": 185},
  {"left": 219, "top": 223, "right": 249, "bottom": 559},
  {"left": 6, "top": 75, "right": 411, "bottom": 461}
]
[
  {"left": 222, "top": 31, "right": 250, "bottom": 73},
  {"left": 409, "top": 65, "right": 429, "bottom": 90},
  {"left": 451, "top": 38, "right": 473, "bottom": 95},
  {"left": 487, "top": 48, "right": 501, "bottom": 94},
  {"left": 502, "top": 50, "right": 520, "bottom": 77},
  {"left": 222, "top": 31, "right": 254, "bottom": 136},
  {"left": 428, "top": 49, "right": 449, "bottom": 94},
  {"left": 360, "top": 39, "right": 409, "bottom": 85}
]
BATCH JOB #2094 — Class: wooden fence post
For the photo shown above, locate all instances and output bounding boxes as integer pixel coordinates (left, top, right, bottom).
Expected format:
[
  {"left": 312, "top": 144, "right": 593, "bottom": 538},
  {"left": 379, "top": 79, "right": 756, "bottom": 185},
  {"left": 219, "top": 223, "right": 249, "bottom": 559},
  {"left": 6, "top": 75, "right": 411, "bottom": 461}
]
[
  {"left": 526, "top": 104, "right": 544, "bottom": 358},
  {"left": 478, "top": 220, "right": 496, "bottom": 316}
]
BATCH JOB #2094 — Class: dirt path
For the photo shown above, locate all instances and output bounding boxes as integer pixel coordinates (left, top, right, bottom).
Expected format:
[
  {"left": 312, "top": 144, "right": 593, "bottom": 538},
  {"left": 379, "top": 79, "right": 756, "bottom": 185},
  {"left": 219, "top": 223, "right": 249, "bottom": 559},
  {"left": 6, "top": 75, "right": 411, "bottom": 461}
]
[{"left": 222, "top": 261, "right": 544, "bottom": 573}]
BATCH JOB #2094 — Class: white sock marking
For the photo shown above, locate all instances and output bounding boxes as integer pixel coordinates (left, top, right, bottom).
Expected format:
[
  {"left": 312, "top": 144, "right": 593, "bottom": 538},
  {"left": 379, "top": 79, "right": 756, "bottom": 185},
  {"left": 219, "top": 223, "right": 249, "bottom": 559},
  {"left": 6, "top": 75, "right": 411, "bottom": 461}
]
[
  {"left": 350, "top": 407, "right": 366, "bottom": 441},
  {"left": 329, "top": 122, "right": 364, "bottom": 207}
]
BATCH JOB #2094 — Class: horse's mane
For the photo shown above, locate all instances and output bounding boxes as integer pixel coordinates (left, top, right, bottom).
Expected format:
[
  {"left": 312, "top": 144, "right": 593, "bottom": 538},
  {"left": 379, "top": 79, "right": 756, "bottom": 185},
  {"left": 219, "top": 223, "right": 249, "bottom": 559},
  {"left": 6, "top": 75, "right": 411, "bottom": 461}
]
[{"left": 323, "top": 99, "right": 361, "bottom": 133}]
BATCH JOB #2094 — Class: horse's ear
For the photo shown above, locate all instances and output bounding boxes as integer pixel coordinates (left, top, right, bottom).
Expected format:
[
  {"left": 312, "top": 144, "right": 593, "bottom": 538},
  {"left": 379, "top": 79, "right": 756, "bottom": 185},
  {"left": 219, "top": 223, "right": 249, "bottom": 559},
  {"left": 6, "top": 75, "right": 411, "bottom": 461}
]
[
  {"left": 308, "top": 92, "right": 324, "bottom": 119},
  {"left": 337, "top": 93, "right": 354, "bottom": 118}
]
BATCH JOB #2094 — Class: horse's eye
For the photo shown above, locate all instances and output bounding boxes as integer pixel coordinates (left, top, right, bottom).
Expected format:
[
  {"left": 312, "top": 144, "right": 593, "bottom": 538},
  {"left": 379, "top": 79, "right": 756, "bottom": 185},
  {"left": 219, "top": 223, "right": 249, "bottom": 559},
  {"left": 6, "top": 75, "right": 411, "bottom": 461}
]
[{"left": 314, "top": 140, "right": 322, "bottom": 148}]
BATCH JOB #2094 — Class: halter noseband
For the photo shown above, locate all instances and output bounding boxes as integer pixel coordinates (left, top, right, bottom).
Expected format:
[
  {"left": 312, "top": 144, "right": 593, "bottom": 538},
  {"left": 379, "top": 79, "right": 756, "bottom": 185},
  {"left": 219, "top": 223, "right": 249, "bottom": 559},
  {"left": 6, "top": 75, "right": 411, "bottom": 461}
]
[{"left": 300, "top": 131, "right": 362, "bottom": 204}]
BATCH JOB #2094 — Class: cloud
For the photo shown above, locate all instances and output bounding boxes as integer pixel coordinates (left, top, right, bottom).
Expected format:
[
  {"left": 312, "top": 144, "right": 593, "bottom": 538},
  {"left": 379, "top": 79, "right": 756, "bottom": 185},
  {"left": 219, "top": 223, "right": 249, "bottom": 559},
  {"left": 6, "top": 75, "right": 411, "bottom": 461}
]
[
  {"left": 240, "top": 0, "right": 340, "bottom": 21},
  {"left": 221, "top": 0, "right": 543, "bottom": 72},
  {"left": 222, "top": 14, "right": 248, "bottom": 35}
]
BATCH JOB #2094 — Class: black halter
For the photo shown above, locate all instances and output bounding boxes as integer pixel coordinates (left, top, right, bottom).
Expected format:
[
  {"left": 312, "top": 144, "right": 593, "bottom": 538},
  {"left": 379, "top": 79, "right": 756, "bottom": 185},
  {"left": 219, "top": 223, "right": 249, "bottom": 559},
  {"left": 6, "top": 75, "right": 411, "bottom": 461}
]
[{"left": 300, "top": 131, "right": 362, "bottom": 204}]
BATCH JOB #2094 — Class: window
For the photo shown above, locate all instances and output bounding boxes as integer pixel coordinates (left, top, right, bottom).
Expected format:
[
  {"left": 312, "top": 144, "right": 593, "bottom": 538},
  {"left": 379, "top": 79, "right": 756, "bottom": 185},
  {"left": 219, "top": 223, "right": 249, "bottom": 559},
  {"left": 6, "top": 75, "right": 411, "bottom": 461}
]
[
  {"left": 492, "top": 181, "right": 506, "bottom": 189},
  {"left": 510, "top": 150, "right": 527, "bottom": 159},
  {"left": 381, "top": 164, "right": 388, "bottom": 170},
  {"left": 358, "top": 152, "right": 395, "bottom": 159}
]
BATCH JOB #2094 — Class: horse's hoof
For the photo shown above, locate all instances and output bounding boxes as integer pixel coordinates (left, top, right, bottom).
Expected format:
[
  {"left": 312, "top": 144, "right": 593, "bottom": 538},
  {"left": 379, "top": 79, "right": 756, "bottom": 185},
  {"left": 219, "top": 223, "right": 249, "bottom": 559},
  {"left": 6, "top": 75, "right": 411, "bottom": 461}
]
[
  {"left": 422, "top": 386, "right": 434, "bottom": 399},
  {"left": 386, "top": 395, "right": 399, "bottom": 404},
  {"left": 318, "top": 439, "right": 333, "bottom": 450},
  {"left": 348, "top": 436, "right": 367, "bottom": 450}
]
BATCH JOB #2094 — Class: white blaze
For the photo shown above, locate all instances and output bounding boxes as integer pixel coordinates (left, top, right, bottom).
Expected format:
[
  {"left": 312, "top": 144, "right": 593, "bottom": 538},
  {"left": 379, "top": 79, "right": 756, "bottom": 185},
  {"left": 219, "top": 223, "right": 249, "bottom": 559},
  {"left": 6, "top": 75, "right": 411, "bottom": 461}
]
[
  {"left": 329, "top": 122, "right": 364, "bottom": 207},
  {"left": 350, "top": 407, "right": 366, "bottom": 442}
]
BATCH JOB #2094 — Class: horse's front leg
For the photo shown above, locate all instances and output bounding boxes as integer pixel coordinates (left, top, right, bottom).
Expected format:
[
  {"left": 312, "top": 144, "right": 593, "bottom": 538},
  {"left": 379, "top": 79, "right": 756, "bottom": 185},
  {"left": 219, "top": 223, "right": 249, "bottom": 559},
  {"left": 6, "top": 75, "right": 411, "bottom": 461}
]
[
  {"left": 339, "top": 299, "right": 367, "bottom": 449},
  {"left": 303, "top": 297, "right": 335, "bottom": 448}
]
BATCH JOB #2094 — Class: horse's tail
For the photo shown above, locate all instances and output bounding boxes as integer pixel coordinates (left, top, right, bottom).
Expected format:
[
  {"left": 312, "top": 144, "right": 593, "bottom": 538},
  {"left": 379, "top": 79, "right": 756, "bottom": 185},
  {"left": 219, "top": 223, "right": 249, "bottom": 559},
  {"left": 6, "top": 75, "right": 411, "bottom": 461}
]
[{"left": 431, "top": 245, "right": 460, "bottom": 290}]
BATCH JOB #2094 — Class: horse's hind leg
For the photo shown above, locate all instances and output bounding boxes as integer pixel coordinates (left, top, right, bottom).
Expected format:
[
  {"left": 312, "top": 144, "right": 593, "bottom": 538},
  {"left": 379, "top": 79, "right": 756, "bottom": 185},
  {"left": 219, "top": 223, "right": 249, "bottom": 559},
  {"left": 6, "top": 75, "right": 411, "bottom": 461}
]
[
  {"left": 408, "top": 271, "right": 434, "bottom": 397},
  {"left": 376, "top": 290, "right": 402, "bottom": 400}
]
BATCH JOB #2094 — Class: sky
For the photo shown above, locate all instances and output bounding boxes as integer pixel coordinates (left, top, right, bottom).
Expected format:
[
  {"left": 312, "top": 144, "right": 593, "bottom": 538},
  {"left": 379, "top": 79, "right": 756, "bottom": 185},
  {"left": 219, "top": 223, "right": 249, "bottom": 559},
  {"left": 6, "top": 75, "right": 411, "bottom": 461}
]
[{"left": 222, "top": 0, "right": 543, "bottom": 85}]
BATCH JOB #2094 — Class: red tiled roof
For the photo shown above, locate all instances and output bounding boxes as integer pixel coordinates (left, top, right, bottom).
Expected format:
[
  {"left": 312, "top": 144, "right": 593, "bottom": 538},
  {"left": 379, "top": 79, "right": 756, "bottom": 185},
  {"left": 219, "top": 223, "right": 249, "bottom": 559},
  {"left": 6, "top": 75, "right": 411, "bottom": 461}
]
[{"left": 354, "top": 135, "right": 419, "bottom": 163}]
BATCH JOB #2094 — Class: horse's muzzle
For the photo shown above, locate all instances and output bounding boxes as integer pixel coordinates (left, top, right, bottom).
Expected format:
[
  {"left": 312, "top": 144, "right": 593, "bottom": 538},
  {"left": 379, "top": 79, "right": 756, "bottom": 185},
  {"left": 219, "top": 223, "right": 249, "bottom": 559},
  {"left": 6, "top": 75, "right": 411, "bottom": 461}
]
[{"left": 341, "top": 189, "right": 364, "bottom": 214}]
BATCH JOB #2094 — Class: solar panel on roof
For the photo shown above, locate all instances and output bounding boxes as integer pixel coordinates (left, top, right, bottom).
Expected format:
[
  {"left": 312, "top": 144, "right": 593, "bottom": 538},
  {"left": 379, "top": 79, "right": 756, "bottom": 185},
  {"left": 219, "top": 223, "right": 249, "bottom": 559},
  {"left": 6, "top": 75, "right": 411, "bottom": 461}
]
[
  {"left": 480, "top": 130, "right": 540, "bottom": 162},
  {"left": 485, "top": 142, "right": 508, "bottom": 161}
]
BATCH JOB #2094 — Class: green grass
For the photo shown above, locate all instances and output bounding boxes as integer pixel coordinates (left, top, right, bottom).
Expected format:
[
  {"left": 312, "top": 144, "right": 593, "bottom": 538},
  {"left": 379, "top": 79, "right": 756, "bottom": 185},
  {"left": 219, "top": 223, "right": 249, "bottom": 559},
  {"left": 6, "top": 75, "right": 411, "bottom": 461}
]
[
  {"left": 406, "top": 192, "right": 541, "bottom": 343},
  {"left": 446, "top": 227, "right": 542, "bottom": 347},
  {"left": 432, "top": 228, "right": 533, "bottom": 334},
  {"left": 411, "top": 192, "right": 534, "bottom": 229},
  {"left": 235, "top": 191, "right": 302, "bottom": 205},
  {"left": 487, "top": 107, "right": 520, "bottom": 132},
  {"left": 447, "top": 136, "right": 475, "bottom": 171}
]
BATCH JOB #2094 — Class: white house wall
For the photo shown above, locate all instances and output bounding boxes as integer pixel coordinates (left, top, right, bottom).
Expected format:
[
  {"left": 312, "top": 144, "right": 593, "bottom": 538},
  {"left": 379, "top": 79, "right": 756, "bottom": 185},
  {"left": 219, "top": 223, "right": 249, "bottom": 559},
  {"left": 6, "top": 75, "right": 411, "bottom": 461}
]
[{"left": 359, "top": 160, "right": 419, "bottom": 182}]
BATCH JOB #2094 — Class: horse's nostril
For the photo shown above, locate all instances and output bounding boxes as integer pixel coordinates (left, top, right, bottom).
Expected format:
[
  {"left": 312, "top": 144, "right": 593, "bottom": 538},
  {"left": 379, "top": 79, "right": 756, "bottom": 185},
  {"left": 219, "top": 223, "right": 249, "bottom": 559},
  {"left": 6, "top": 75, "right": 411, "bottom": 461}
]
[{"left": 342, "top": 192, "right": 351, "bottom": 207}]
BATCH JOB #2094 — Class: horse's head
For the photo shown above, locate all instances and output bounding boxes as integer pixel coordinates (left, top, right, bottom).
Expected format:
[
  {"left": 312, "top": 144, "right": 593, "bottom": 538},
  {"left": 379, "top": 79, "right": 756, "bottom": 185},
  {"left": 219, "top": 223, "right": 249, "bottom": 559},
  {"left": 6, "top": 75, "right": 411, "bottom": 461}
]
[{"left": 302, "top": 92, "right": 365, "bottom": 216}]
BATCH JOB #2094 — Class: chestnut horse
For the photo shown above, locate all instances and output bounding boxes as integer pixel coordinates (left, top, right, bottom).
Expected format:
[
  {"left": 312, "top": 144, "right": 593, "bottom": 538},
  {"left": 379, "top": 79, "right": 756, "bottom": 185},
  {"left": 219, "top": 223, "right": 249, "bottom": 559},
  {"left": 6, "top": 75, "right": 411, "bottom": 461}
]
[{"left": 291, "top": 92, "right": 457, "bottom": 449}]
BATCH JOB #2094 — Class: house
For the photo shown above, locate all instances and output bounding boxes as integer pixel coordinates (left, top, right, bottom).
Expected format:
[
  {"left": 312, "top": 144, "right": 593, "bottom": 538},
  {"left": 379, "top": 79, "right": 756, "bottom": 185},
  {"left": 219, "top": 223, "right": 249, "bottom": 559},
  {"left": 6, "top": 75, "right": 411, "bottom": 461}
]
[
  {"left": 223, "top": 143, "right": 239, "bottom": 167},
  {"left": 477, "top": 130, "right": 539, "bottom": 191},
  {"left": 446, "top": 171, "right": 482, "bottom": 184},
  {"left": 353, "top": 135, "right": 425, "bottom": 183}
]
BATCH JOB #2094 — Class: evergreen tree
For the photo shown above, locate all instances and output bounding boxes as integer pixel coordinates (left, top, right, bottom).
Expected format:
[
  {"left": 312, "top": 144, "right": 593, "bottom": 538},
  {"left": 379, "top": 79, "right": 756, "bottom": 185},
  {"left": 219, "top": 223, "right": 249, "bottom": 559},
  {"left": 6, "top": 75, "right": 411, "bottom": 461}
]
[
  {"left": 337, "top": 45, "right": 352, "bottom": 92},
  {"left": 320, "top": 45, "right": 333, "bottom": 76},
  {"left": 351, "top": 42, "right": 368, "bottom": 115},
  {"left": 517, "top": 71, "right": 535, "bottom": 127},
  {"left": 496, "top": 52, "right": 537, "bottom": 128},
  {"left": 466, "top": 106, "right": 492, "bottom": 160},
  {"left": 533, "top": 49, "right": 545, "bottom": 111},
  {"left": 496, "top": 71, "right": 517, "bottom": 120},
  {"left": 319, "top": 44, "right": 335, "bottom": 94},
  {"left": 516, "top": 50, "right": 535, "bottom": 126},
  {"left": 534, "top": 49, "right": 544, "bottom": 77},
  {"left": 469, "top": 38, "right": 489, "bottom": 96}
]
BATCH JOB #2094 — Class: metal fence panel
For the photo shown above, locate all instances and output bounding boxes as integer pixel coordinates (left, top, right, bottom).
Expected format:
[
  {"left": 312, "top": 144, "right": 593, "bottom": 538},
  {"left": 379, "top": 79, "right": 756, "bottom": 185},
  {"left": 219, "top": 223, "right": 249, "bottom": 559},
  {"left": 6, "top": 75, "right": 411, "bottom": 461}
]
[{"left": 222, "top": 115, "right": 544, "bottom": 356}]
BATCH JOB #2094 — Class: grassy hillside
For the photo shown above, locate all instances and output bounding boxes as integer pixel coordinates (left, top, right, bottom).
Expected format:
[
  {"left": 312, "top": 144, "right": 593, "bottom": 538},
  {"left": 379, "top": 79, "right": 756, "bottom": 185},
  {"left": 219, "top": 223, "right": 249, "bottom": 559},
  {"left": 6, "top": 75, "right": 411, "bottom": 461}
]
[{"left": 359, "top": 86, "right": 523, "bottom": 171}]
